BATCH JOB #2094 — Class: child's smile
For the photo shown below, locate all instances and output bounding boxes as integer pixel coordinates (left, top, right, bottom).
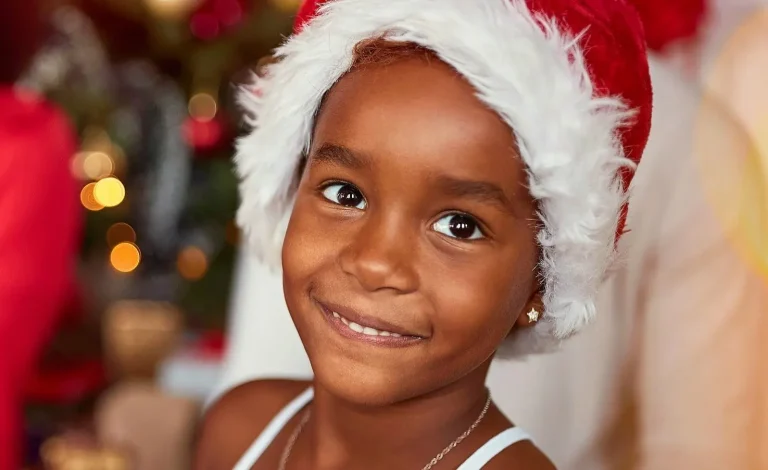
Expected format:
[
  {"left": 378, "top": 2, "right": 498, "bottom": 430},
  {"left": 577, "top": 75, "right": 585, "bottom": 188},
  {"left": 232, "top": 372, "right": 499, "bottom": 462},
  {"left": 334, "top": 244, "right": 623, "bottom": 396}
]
[
  {"left": 281, "top": 52, "right": 541, "bottom": 406},
  {"left": 314, "top": 297, "right": 428, "bottom": 345}
]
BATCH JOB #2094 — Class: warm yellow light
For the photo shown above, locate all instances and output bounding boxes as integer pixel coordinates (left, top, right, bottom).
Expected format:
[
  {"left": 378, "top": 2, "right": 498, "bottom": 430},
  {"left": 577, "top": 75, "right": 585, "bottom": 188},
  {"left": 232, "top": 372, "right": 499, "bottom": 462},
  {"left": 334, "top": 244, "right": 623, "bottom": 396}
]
[
  {"left": 106, "top": 223, "right": 137, "bottom": 247},
  {"left": 697, "top": 9, "right": 768, "bottom": 280},
  {"left": 144, "top": 0, "right": 201, "bottom": 18},
  {"left": 110, "top": 242, "right": 141, "bottom": 273},
  {"left": 177, "top": 246, "right": 208, "bottom": 280},
  {"left": 93, "top": 177, "right": 125, "bottom": 208},
  {"left": 83, "top": 151, "right": 114, "bottom": 180},
  {"left": 188, "top": 92, "right": 218, "bottom": 122},
  {"left": 80, "top": 183, "right": 104, "bottom": 211},
  {"left": 40, "top": 437, "right": 67, "bottom": 466}
]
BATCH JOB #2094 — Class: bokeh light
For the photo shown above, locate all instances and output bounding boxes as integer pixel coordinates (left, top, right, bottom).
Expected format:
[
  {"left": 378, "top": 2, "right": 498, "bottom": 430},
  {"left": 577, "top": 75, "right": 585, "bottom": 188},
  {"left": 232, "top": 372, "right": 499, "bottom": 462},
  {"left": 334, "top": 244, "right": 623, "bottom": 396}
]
[
  {"left": 93, "top": 177, "right": 126, "bottom": 208},
  {"left": 83, "top": 151, "right": 115, "bottom": 180},
  {"left": 110, "top": 242, "right": 141, "bottom": 273},
  {"left": 80, "top": 183, "right": 104, "bottom": 211},
  {"left": 143, "top": 0, "right": 201, "bottom": 18},
  {"left": 697, "top": 8, "right": 768, "bottom": 280},
  {"left": 190, "top": 12, "right": 220, "bottom": 40},
  {"left": 106, "top": 223, "right": 137, "bottom": 247},
  {"left": 177, "top": 246, "right": 208, "bottom": 281},
  {"left": 188, "top": 92, "right": 218, "bottom": 122}
]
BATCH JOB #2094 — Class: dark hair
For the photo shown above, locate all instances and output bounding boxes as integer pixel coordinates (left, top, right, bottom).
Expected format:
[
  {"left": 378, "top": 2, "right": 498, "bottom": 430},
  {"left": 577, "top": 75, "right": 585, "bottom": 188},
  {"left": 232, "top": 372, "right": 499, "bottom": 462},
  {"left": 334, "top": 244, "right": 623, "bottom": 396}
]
[{"left": 351, "top": 38, "right": 437, "bottom": 70}]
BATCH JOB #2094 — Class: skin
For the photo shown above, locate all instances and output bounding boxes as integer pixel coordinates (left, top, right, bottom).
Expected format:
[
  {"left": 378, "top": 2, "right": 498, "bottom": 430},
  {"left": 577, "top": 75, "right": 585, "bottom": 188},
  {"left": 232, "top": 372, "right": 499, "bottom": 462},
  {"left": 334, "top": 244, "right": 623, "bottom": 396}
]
[{"left": 196, "top": 56, "right": 554, "bottom": 469}]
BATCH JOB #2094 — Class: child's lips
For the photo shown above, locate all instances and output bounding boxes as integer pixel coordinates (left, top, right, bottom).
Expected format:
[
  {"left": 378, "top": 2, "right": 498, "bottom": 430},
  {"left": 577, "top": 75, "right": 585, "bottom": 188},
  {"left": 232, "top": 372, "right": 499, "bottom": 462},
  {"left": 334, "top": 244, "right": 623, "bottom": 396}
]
[{"left": 314, "top": 299, "right": 428, "bottom": 346}]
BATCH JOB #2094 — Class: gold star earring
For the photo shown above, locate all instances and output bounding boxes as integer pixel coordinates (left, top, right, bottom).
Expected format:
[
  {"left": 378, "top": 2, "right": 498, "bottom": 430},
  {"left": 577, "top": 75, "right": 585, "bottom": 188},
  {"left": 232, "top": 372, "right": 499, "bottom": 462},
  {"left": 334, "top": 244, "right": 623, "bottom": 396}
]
[{"left": 526, "top": 307, "right": 540, "bottom": 323}]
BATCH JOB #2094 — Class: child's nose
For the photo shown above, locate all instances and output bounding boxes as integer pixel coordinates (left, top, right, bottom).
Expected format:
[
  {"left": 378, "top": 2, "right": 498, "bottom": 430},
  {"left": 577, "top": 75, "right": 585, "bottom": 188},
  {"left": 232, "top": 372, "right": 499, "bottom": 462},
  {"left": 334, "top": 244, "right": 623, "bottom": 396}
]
[{"left": 338, "top": 211, "right": 419, "bottom": 294}]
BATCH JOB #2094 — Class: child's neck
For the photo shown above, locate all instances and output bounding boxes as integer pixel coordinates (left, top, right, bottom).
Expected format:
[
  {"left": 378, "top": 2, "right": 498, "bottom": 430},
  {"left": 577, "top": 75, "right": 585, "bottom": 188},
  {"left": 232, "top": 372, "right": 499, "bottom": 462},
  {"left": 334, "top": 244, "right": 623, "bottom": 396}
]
[{"left": 304, "top": 362, "right": 498, "bottom": 469}]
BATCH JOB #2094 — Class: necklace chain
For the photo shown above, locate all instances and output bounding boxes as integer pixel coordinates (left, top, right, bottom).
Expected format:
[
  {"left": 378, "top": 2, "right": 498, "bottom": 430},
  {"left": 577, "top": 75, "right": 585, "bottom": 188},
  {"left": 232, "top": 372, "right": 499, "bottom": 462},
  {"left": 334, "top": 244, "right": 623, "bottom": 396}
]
[
  {"left": 278, "top": 408, "right": 312, "bottom": 470},
  {"left": 278, "top": 391, "right": 492, "bottom": 470}
]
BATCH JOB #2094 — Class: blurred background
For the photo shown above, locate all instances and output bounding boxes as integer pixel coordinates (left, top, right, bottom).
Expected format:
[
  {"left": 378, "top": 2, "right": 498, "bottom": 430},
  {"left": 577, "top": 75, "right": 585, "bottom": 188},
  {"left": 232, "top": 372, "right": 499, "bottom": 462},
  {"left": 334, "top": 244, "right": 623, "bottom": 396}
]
[
  {"left": 0, "top": 0, "right": 766, "bottom": 469},
  {"left": 2, "top": 0, "right": 299, "bottom": 468}
]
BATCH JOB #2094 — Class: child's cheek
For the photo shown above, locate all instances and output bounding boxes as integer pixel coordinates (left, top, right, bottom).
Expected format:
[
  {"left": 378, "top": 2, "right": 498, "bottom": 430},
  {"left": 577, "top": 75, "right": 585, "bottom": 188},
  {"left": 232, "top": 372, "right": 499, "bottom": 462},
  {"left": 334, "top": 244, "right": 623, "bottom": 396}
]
[{"left": 282, "top": 194, "right": 343, "bottom": 288}]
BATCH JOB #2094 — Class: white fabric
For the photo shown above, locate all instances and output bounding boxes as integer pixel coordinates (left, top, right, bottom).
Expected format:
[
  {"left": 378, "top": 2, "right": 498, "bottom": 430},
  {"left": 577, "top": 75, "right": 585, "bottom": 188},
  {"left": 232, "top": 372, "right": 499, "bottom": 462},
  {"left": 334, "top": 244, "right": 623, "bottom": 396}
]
[
  {"left": 232, "top": 387, "right": 530, "bottom": 470},
  {"left": 457, "top": 427, "right": 534, "bottom": 470},
  {"left": 232, "top": 387, "right": 314, "bottom": 470},
  {"left": 206, "top": 254, "right": 312, "bottom": 411}
]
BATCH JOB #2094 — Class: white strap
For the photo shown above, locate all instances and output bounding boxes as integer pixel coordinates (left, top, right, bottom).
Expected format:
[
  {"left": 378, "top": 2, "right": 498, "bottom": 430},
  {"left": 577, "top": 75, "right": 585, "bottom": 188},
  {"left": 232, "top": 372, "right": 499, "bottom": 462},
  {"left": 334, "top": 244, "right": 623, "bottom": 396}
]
[
  {"left": 457, "top": 427, "right": 532, "bottom": 470},
  {"left": 232, "top": 387, "right": 314, "bottom": 470}
]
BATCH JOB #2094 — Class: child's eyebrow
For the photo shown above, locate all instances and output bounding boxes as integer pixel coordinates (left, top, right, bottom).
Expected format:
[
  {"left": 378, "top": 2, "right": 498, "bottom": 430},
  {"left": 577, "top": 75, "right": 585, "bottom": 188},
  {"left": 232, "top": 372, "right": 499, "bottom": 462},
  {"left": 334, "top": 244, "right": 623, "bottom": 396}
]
[
  {"left": 435, "top": 175, "right": 517, "bottom": 216},
  {"left": 310, "top": 143, "right": 371, "bottom": 169}
]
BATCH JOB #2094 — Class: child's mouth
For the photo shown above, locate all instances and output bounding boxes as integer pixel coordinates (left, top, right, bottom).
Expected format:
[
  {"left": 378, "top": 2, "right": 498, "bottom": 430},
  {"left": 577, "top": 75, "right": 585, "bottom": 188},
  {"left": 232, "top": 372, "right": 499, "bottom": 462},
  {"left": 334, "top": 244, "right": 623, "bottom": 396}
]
[{"left": 315, "top": 300, "right": 425, "bottom": 347}]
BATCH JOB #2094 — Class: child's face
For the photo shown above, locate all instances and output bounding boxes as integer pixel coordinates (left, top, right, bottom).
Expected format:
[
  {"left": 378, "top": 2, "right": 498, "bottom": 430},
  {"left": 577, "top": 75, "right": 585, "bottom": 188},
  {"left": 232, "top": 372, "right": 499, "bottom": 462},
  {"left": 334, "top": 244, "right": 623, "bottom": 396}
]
[{"left": 282, "top": 56, "right": 539, "bottom": 404}]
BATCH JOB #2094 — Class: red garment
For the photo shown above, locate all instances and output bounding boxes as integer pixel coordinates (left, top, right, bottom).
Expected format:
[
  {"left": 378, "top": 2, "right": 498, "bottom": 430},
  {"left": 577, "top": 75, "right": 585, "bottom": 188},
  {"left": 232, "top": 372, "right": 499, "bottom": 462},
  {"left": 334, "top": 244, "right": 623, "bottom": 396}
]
[{"left": 0, "top": 87, "right": 81, "bottom": 470}]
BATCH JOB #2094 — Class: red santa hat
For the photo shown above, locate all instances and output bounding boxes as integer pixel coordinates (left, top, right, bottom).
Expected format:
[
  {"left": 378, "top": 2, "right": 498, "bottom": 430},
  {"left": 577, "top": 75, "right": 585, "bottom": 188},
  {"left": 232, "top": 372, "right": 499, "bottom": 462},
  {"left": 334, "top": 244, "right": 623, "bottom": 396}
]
[{"left": 235, "top": 0, "right": 653, "bottom": 356}]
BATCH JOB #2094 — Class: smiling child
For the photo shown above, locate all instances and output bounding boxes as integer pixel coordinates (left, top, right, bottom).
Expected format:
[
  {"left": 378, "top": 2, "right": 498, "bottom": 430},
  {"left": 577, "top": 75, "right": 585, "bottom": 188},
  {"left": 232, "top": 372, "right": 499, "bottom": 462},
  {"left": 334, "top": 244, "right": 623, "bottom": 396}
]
[{"left": 195, "top": 0, "right": 652, "bottom": 468}]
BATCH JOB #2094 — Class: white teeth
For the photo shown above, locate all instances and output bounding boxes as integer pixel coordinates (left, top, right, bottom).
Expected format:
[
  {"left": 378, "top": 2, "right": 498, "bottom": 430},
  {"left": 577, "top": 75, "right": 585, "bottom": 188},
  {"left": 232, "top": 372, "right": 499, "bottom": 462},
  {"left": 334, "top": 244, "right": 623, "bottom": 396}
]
[{"left": 331, "top": 311, "right": 403, "bottom": 337}]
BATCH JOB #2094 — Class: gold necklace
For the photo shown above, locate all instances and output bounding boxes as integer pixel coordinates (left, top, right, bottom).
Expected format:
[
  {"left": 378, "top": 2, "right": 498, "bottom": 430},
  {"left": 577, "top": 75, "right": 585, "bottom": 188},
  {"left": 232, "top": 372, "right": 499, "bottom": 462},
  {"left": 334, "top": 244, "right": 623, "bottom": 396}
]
[{"left": 278, "top": 391, "right": 492, "bottom": 470}]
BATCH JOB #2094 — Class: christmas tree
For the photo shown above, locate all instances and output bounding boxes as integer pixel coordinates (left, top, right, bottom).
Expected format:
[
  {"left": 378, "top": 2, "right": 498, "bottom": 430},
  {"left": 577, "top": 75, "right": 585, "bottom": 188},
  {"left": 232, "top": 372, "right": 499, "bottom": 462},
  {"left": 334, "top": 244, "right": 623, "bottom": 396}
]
[
  {"left": 22, "top": 1, "right": 300, "bottom": 463},
  {"left": 28, "top": 0, "right": 300, "bottom": 328}
]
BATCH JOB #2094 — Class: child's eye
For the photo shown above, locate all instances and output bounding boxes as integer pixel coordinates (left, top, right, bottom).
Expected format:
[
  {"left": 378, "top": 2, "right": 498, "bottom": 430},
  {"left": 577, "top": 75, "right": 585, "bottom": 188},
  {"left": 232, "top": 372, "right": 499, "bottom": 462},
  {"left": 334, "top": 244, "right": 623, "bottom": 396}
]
[
  {"left": 432, "top": 213, "right": 485, "bottom": 240},
  {"left": 321, "top": 182, "right": 367, "bottom": 210}
]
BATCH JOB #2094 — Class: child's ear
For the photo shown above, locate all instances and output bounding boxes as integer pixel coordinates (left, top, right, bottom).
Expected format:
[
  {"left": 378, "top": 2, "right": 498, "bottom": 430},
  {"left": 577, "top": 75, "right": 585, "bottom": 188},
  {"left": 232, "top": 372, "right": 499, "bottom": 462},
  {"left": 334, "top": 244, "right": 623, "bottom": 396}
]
[{"left": 513, "top": 291, "right": 544, "bottom": 329}]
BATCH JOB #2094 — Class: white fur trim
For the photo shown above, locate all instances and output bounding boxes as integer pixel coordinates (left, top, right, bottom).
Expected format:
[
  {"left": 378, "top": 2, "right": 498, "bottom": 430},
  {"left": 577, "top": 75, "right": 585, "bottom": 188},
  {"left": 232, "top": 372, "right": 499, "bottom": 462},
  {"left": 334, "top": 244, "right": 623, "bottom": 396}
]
[{"left": 234, "top": 0, "right": 634, "bottom": 357}]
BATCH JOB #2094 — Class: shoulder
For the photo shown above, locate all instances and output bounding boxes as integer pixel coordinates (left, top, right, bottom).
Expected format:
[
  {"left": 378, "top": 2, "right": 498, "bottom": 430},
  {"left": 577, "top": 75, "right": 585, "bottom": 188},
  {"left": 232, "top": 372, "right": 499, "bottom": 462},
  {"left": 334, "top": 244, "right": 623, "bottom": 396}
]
[
  {"left": 193, "top": 379, "right": 311, "bottom": 470},
  {"left": 483, "top": 440, "right": 557, "bottom": 470}
]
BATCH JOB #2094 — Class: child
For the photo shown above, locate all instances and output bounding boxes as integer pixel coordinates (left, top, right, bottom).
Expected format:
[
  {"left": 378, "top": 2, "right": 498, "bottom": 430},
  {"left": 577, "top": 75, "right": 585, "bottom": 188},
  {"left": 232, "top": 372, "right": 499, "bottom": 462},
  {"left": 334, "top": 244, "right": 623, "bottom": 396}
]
[{"left": 196, "top": 0, "right": 652, "bottom": 468}]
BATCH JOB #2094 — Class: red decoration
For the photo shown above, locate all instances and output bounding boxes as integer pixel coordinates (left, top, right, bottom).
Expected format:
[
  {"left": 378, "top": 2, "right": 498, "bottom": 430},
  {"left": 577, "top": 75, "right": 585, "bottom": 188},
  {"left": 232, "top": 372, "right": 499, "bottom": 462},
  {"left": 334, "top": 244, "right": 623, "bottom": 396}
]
[
  {"left": 190, "top": 330, "right": 226, "bottom": 360},
  {"left": 190, "top": 12, "right": 220, "bottom": 40},
  {"left": 627, "top": 0, "right": 709, "bottom": 52},
  {"left": 25, "top": 360, "right": 106, "bottom": 405},
  {"left": 182, "top": 116, "right": 227, "bottom": 152},
  {"left": 190, "top": 0, "right": 248, "bottom": 40}
]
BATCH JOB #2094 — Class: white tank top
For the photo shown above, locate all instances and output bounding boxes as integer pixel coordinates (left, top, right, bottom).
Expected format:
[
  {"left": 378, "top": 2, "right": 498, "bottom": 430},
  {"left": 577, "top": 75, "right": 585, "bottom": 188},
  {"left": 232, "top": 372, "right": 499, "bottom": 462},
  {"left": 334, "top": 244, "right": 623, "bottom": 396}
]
[{"left": 233, "top": 388, "right": 533, "bottom": 470}]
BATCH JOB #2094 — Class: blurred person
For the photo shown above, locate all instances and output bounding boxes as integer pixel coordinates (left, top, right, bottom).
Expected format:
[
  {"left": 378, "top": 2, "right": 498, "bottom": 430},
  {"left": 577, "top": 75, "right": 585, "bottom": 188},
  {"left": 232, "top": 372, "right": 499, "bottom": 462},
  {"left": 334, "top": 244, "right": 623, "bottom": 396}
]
[
  {"left": 0, "top": 1, "right": 82, "bottom": 469},
  {"left": 216, "top": 1, "right": 768, "bottom": 469},
  {"left": 197, "top": 0, "right": 654, "bottom": 469}
]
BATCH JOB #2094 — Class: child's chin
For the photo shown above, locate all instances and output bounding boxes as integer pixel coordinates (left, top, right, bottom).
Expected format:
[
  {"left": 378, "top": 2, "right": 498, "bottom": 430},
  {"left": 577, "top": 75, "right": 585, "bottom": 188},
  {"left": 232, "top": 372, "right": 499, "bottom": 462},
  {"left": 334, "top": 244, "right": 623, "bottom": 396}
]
[{"left": 312, "top": 359, "right": 425, "bottom": 407}]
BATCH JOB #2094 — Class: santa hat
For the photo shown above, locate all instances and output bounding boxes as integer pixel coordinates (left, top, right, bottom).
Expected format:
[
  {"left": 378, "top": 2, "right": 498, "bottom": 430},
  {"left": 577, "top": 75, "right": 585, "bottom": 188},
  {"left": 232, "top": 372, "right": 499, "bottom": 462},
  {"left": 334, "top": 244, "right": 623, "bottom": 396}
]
[{"left": 235, "top": 0, "right": 652, "bottom": 356}]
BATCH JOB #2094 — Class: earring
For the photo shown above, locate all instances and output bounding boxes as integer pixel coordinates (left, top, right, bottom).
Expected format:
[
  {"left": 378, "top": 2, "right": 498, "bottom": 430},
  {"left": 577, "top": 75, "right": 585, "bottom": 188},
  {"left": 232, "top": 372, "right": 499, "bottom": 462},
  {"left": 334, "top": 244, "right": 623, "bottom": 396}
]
[{"left": 526, "top": 308, "right": 540, "bottom": 323}]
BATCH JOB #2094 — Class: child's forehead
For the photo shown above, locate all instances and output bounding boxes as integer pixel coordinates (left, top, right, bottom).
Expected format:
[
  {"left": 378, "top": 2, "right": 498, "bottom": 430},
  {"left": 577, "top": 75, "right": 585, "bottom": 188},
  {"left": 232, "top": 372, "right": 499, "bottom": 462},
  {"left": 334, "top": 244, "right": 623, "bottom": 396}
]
[{"left": 315, "top": 57, "right": 513, "bottom": 149}]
